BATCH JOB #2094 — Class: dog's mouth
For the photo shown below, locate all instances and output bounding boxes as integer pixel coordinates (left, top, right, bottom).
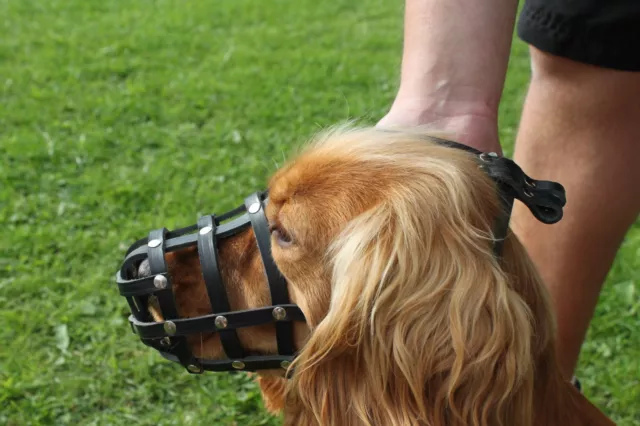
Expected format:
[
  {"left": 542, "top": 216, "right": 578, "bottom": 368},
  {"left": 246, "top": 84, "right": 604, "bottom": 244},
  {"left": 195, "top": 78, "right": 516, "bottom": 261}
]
[
  {"left": 134, "top": 259, "right": 284, "bottom": 363},
  {"left": 135, "top": 259, "right": 151, "bottom": 280}
]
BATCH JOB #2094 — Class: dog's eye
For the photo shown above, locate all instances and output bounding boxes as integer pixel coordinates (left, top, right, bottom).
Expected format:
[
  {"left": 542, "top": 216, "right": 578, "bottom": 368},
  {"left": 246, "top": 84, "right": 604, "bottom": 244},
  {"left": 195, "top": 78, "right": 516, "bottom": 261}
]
[{"left": 270, "top": 225, "right": 293, "bottom": 248}]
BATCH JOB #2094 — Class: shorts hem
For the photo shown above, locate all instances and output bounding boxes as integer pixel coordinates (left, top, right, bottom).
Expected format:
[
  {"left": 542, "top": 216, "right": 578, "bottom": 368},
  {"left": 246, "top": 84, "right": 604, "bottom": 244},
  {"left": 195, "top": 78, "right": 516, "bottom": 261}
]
[{"left": 517, "top": 4, "right": 640, "bottom": 72}]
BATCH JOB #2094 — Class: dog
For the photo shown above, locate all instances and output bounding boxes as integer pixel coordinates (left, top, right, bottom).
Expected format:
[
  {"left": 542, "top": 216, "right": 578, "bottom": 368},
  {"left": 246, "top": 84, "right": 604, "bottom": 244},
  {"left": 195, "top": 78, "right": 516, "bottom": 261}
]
[{"left": 140, "top": 126, "right": 615, "bottom": 425}]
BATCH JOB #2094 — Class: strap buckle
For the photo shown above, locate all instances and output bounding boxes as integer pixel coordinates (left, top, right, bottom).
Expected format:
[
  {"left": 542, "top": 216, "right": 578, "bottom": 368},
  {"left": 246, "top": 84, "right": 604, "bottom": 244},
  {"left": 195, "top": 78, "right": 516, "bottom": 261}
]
[{"left": 479, "top": 154, "right": 566, "bottom": 224}]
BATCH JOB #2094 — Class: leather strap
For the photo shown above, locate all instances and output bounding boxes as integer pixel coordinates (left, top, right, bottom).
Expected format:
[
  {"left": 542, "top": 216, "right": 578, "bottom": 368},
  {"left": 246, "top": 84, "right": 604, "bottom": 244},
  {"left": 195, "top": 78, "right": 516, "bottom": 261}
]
[
  {"left": 197, "top": 215, "right": 244, "bottom": 359},
  {"left": 129, "top": 304, "right": 305, "bottom": 339},
  {"left": 244, "top": 192, "right": 296, "bottom": 356},
  {"left": 480, "top": 153, "right": 566, "bottom": 224},
  {"left": 147, "top": 228, "right": 201, "bottom": 372}
]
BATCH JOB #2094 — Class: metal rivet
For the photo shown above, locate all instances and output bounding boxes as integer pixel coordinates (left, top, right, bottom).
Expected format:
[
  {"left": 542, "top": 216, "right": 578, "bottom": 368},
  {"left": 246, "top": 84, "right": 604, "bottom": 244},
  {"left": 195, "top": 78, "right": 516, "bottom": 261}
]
[
  {"left": 199, "top": 226, "right": 213, "bottom": 235},
  {"left": 187, "top": 364, "right": 203, "bottom": 374},
  {"left": 153, "top": 274, "right": 168, "bottom": 289},
  {"left": 280, "top": 360, "right": 291, "bottom": 369},
  {"left": 231, "top": 360, "right": 245, "bottom": 370},
  {"left": 272, "top": 306, "right": 287, "bottom": 321},
  {"left": 214, "top": 316, "right": 228, "bottom": 329},
  {"left": 479, "top": 153, "right": 492, "bottom": 163},
  {"left": 248, "top": 202, "right": 261, "bottom": 214},
  {"left": 148, "top": 238, "right": 162, "bottom": 248},
  {"left": 164, "top": 321, "right": 177, "bottom": 335},
  {"left": 488, "top": 152, "right": 499, "bottom": 158},
  {"left": 523, "top": 189, "right": 534, "bottom": 198},
  {"left": 160, "top": 337, "right": 171, "bottom": 347}
]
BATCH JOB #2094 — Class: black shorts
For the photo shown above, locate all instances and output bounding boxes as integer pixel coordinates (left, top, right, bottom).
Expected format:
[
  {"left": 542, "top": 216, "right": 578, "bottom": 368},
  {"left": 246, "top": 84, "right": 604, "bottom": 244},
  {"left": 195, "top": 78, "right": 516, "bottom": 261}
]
[{"left": 517, "top": 0, "right": 640, "bottom": 72}]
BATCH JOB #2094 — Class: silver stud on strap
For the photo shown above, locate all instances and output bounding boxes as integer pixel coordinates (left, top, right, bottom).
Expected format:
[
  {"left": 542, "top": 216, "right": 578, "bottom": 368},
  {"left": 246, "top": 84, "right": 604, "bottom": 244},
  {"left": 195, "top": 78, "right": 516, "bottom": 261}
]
[
  {"left": 160, "top": 337, "right": 171, "bottom": 347},
  {"left": 214, "top": 316, "right": 228, "bottom": 329},
  {"left": 479, "top": 152, "right": 498, "bottom": 162},
  {"left": 164, "top": 321, "right": 177, "bottom": 335},
  {"left": 280, "top": 360, "right": 291, "bottom": 369},
  {"left": 153, "top": 275, "right": 168, "bottom": 289},
  {"left": 148, "top": 238, "right": 162, "bottom": 248},
  {"left": 199, "top": 225, "right": 213, "bottom": 235},
  {"left": 248, "top": 202, "right": 261, "bottom": 214},
  {"left": 272, "top": 306, "right": 287, "bottom": 321},
  {"left": 187, "top": 364, "right": 203, "bottom": 374},
  {"left": 231, "top": 360, "right": 245, "bottom": 370}
]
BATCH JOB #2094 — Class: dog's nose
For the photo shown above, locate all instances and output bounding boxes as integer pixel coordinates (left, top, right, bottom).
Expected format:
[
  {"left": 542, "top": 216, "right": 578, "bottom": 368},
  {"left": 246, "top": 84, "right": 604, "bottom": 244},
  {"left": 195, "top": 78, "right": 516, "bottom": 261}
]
[{"left": 137, "top": 259, "right": 151, "bottom": 278}]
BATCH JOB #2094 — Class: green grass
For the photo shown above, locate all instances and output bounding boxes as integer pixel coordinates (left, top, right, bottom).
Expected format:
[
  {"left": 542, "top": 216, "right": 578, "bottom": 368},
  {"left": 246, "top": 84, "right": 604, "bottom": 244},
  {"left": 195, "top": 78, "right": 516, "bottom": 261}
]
[{"left": 0, "top": 0, "right": 638, "bottom": 425}]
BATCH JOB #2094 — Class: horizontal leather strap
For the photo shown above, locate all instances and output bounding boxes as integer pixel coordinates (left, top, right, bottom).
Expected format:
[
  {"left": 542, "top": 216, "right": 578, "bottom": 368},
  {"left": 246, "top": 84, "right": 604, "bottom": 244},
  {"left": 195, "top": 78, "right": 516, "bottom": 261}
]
[
  {"left": 116, "top": 272, "right": 170, "bottom": 296},
  {"left": 129, "top": 304, "right": 306, "bottom": 339},
  {"left": 158, "top": 351, "right": 296, "bottom": 373},
  {"left": 117, "top": 213, "right": 253, "bottom": 282}
]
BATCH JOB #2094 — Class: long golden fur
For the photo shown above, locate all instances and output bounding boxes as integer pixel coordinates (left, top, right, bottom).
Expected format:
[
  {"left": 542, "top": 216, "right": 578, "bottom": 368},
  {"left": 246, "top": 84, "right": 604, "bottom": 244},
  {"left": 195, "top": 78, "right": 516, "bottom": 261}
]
[{"left": 149, "top": 126, "right": 615, "bottom": 426}]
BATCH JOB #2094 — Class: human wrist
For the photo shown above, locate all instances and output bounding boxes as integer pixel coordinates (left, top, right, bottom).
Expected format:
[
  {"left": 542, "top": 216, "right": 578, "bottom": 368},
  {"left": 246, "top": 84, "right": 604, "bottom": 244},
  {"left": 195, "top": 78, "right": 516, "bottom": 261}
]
[
  {"left": 394, "top": 78, "right": 501, "bottom": 119},
  {"left": 378, "top": 0, "right": 519, "bottom": 153},
  {"left": 378, "top": 92, "right": 502, "bottom": 154}
]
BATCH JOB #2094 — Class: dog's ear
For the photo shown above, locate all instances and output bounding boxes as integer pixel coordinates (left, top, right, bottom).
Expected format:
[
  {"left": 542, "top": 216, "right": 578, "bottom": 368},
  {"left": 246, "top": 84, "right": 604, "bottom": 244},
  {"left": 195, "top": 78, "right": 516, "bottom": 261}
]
[{"left": 286, "top": 165, "right": 544, "bottom": 426}]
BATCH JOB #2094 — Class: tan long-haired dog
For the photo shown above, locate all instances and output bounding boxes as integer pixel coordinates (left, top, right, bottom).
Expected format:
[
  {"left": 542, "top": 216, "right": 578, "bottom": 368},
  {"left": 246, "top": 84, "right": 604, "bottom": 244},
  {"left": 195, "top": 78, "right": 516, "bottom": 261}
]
[{"left": 148, "top": 126, "right": 615, "bottom": 426}]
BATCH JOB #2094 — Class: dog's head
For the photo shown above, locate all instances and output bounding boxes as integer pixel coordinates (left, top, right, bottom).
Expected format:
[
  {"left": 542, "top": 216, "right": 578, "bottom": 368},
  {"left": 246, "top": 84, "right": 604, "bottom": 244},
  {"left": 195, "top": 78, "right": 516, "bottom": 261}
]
[{"left": 125, "top": 127, "right": 565, "bottom": 426}]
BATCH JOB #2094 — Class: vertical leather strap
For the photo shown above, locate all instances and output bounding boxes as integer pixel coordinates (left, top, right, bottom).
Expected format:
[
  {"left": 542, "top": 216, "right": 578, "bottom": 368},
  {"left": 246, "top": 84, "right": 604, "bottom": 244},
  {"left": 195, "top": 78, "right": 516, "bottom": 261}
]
[
  {"left": 147, "top": 228, "right": 201, "bottom": 372},
  {"left": 196, "top": 215, "right": 245, "bottom": 359},
  {"left": 244, "top": 192, "right": 296, "bottom": 356}
]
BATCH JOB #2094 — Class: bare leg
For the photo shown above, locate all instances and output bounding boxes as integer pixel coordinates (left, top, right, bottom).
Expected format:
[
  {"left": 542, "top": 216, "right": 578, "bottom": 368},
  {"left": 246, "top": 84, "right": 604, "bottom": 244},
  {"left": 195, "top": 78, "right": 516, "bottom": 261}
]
[{"left": 511, "top": 47, "right": 640, "bottom": 379}]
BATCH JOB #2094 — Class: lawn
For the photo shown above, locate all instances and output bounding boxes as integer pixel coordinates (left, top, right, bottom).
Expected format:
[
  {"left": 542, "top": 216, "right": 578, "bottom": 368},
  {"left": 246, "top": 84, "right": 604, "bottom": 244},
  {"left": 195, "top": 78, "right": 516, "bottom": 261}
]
[{"left": 0, "top": 0, "right": 638, "bottom": 425}]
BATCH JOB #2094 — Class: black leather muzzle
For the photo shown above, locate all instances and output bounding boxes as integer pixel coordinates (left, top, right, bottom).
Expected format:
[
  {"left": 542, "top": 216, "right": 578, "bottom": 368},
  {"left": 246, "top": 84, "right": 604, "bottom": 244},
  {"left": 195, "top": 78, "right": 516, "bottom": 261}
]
[{"left": 116, "top": 191, "right": 305, "bottom": 374}]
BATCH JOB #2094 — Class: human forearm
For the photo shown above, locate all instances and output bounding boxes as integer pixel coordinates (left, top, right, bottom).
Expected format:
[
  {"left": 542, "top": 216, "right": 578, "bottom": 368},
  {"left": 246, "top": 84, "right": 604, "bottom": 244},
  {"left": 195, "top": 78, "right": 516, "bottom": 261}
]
[
  {"left": 397, "top": 0, "right": 519, "bottom": 113},
  {"left": 379, "top": 0, "right": 519, "bottom": 151}
]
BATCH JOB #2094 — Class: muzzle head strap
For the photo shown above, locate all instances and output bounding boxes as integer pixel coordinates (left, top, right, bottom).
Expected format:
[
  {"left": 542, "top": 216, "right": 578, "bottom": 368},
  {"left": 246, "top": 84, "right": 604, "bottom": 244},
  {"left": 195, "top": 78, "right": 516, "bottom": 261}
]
[
  {"left": 479, "top": 152, "right": 566, "bottom": 225},
  {"left": 424, "top": 137, "right": 566, "bottom": 257},
  {"left": 476, "top": 151, "right": 566, "bottom": 256}
]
